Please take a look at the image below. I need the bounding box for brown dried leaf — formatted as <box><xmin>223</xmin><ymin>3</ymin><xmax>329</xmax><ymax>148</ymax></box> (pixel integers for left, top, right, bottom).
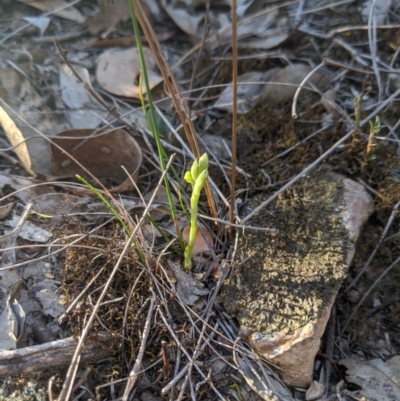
<box><xmin>258</xmin><ymin>64</ymin><xmax>328</xmax><ymax>105</ymax></box>
<box><xmin>96</xmin><ymin>47</ymin><xmax>163</xmax><ymax>98</ymax></box>
<box><xmin>50</xmin><ymin>128</ymin><xmax>142</xmax><ymax>194</ymax></box>
<box><xmin>168</xmin><ymin>261</ymin><xmax>209</xmax><ymax>306</ymax></box>
<box><xmin>182</xmin><ymin>225</ymin><xmax>214</xmax><ymax>256</ymax></box>
<box><xmin>85</xmin><ymin>0</ymin><xmax>131</xmax><ymax>37</ymax></box>
<box><xmin>0</xmin><ymin>202</ymin><xmax>14</xmax><ymax>220</ymax></box>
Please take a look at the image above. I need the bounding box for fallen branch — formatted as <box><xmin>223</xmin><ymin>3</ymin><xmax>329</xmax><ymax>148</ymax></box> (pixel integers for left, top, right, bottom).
<box><xmin>0</xmin><ymin>334</ymin><xmax>114</xmax><ymax>376</ymax></box>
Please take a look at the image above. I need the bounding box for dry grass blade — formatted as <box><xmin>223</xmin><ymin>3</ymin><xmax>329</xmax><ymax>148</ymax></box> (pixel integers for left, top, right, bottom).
<box><xmin>122</xmin><ymin>296</ymin><xmax>155</xmax><ymax>400</ymax></box>
<box><xmin>132</xmin><ymin>0</ymin><xmax>219</xmax><ymax>223</ymax></box>
<box><xmin>229</xmin><ymin>0</ymin><xmax>238</xmax><ymax>235</ymax></box>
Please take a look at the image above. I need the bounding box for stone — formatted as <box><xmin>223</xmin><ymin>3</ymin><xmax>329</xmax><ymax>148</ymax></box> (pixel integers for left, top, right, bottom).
<box><xmin>221</xmin><ymin>173</ymin><xmax>374</xmax><ymax>387</ymax></box>
<box><xmin>306</xmin><ymin>380</ymin><xmax>325</xmax><ymax>400</ymax></box>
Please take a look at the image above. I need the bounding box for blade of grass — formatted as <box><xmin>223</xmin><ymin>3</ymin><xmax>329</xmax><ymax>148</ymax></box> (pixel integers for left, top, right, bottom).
<box><xmin>76</xmin><ymin>174</ymin><xmax>146</xmax><ymax>264</ymax></box>
<box><xmin>130</xmin><ymin>0</ymin><xmax>219</xmax><ymax>227</ymax></box>
<box><xmin>128</xmin><ymin>0</ymin><xmax>185</xmax><ymax>252</ymax></box>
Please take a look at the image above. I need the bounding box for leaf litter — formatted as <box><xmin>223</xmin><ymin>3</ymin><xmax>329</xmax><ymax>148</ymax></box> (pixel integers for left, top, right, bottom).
<box><xmin>0</xmin><ymin>0</ymin><xmax>400</xmax><ymax>400</ymax></box>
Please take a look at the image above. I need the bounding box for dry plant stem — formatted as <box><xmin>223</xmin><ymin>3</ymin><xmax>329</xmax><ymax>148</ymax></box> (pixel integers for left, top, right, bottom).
<box><xmin>292</xmin><ymin>61</ymin><xmax>324</xmax><ymax>119</ymax></box>
<box><xmin>368</xmin><ymin>0</ymin><xmax>382</xmax><ymax>101</ymax></box>
<box><xmin>63</xmin><ymin>266</ymin><xmax>106</xmax><ymax>316</ymax></box>
<box><xmin>158</xmin><ymin>308</ymin><xmax>226</xmax><ymax>401</ymax></box>
<box><xmin>299</xmin><ymin>24</ymin><xmax>400</xmax><ymax>41</ymax></box>
<box><xmin>189</xmin><ymin>2</ymin><xmax>210</xmax><ymax>92</ymax></box>
<box><xmin>53</xmin><ymin>39</ymin><xmax>128</xmax><ymax>129</ymax></box>
<box><xmin>345</xmin><ymin>201</ymin><xmax>400</xmax><ymax>293</ymax></box>
<box><xmin>341</xmin><ymin>256</ymin><xmax>400</xmax><ymax>335</ymax></box>
<box><xmin>229</xmin><ymin>0</ymin><xmax>238</xmax><ymax>236</ymax></box>
<box><xmin>132</xmin><ymin>0</ymin><xmax>219</xmax><ymax>224</ymax></box>
<box><xmin>122</xmin><ymin>296</ymin><xmax>155</xmax><ymax>400</ymax></box>
<box><xmin>323</xmin><ymin>58</ymin><xmax>376</xmax><ymax>75</ymax></box>
<box><xmin>243</xmin><ymin>85</ymin><xmax>400</xmax><ymax>223</ymax></box>
<box><xmin>176</xmin><ymin>266</ymin><xmax>231</xmax><ymax>398</ymax></box>
<box><xmin>58</xmin><ymin>157</ymin><xmax>175</xmax><ymax>401</ymax></box>
<box><xmin>332</xmin><ymin>37</ymin><xmax>369</xmax><ymax>67</ymax></box>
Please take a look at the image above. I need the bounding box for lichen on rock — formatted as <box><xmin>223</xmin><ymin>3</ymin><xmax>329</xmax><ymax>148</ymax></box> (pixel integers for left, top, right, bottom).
<box><xmin>222</xmin><ymin>175</ymin><xmax>353</xmax><ymax>335</ymax></box>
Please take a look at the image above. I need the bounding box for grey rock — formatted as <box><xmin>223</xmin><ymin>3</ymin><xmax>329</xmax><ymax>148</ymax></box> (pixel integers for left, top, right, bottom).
<box><xmin>221</xmin><ymin>173</ymin><xmax>374</xmax><ymax>387</ymax></box>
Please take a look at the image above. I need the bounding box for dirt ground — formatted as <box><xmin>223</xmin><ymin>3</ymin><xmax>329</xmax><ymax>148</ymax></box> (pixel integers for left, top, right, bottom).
<box><xmin>0</xmin><ymin>0</ymin><xmax>400</xmax><ymax>400</ymax></box>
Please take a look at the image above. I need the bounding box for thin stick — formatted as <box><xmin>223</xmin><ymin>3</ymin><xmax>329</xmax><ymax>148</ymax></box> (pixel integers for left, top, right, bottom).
<box><xmin>292</xmin><ymin>61</ymin><xmax>324</xmax><ymax>119</ymax></box>
<box><xmin>122</xmin><ymin>296</ymin><xmax>155</xmax><ymax>400</ymax></box>
<box><xmin>229</xmin><ymin>0</ymin><xmax>238</xmax><ymax>235</ymax></box>
<box><xmin>368</xmin><ymin>0</ymin><xmax>382</xmax><ymax>101</ymax></box>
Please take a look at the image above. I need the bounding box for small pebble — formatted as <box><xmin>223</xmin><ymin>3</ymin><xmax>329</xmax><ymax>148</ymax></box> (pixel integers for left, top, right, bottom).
<box><xmin>306</xmin><ymin>380</ymin><xmax>324</xmax><ymax>401</ymax></box>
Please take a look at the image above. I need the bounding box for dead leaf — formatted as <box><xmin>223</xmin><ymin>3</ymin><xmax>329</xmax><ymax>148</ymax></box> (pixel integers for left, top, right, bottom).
<box><xmin>0</xmin><ymin>281</ymin><xmax>25</xmax><ymax>351</ymax></box>
<box><xmin>199</xmin><ymin>134</ymin><xmax>232</xmax><ymax>160</ymax></box>
<box><xmin>340</xmin><ymin>356</ymin><xmax>400</xmax><ymax>401</ymax></box>
<box><xmin>168</xmin><ymin>260</ymin><xmax>209</xmax><ymax>306</ymax></box>
<box><xmin>361</xmin><ymin>0</ymin><xmax>393</xmax><ymax>25</ymax></box>
<box><xmin>4</xmin><ymin>214</ymin><xmax>52</xmax><ymax>243</ymax></box>
<box><xmin>182</xmin><ymin>225</ymin><xmax>214</xmax><ymax>256</ymax></box>
<box><xmin>0</xmin><ymin>203</ymin><xmax>14</xmax><ymax>220</ymax></box>
<box><xmin>28</xmin><ymin>280</ymin><xmax>65</xmax><ymax>319</ymax></box>
<box><xmin>16</xmin><ymin>0</ymin><xmax>85</xmax><ymax>23</ymax></box>
<box><xmin>162</xmin><ymin>0</ymin><xmax>204</xmax><ymax>37</ymax></box>
<box><xmin>22</xmin><ymin>16</ymin><xmax>51</xmax><ymax>36</ymax></box>
<box><xmin>258</xmin><ymin>64</ymin><xmax>328</xmax><ymax>105</ymax></box>
<box><xmin>96</xmin><ymin>47</ymin><xmax>163</xmax><ymax>98</ymax></box>
<box><xmin>0</xmin><ymin>67</ymin><xmax>70</xmax><ymax>177</ymax></box>
<box><xmin>50</xmin><ymin>128</ymin><xmax>142</xmax><ymax>194</ymax></box>
<box><xmin>316</xmin><ymin>89</ymin><xmax>337</xmax><ymax>115</ymax></box>
<box><xmin>0</xmin><ymin>174</ymin><xmax>49</xmax><ymax>203</ymax></box>
<box><xmin>240</xmin><ymin>16</ymin><xmax>289</xmax><ymax>49</ymax></box>
<box><xmin>86</xmin><ymin>0</ymin><xmax>158</xmax><ymax>37</ymax></box>
<box><xmin>305</xmin><ymin>381</ymin><xmax>324</xmax><ymax>401</ymax></box>
<box><xmin>214</xmin><ymin>65</ymin><xmax>328</xmax><ymax>114</ymax></box>
<box><xmin>58</xmin><ymin>63</ymin><xmax>108</xmax><ymax>129</ymax></box>
<box><xmin>85</xmin><ymin>0</ymin><xmax>131</xmax><ymax>37</ymax></box>
<box><xmin>214</xmin><ymin>69</ymin><xmax>280</xmax><ymax>114</ymax></box>
<box><xmin>206</xmin><ymin>8</ymin><xmax>288</xmax><ymax>50</ymax></box>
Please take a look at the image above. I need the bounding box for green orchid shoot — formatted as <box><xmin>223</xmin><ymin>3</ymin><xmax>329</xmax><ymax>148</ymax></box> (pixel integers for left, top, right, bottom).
<box><xmin>184</xmin><ymin>153</ymin><xmax>209</xmax><ymax>270</ymax></box>
<box><xmin>366</xmin><ymin>116</ymin><xmax>384</xmax><ymax>156</ymax></box>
